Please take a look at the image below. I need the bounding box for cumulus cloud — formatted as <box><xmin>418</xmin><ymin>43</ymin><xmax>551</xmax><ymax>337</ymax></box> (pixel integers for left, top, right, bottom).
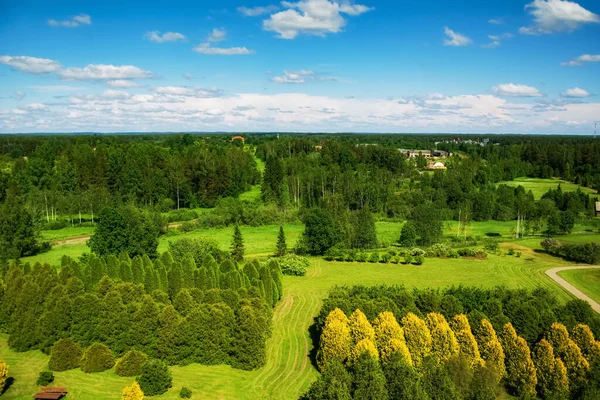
<box><xmin>207</xmin><ymin>28</ymin><xmax>227</xmax><ymax>42</ymax></box>
<box><xmin>106</xmin><ymin>80</ymin><xmax>138</xmax><ymax>88</ymax></box>
<box><xmin>193</xmin><ymin>44</ymin><xmax>254</xmax><ymax>55</ymax></box>
<box><xmin>144</xmin><ymin>31</ymin><xmax>187</xmax><ymax>43</ymax></box>
<box><xmin>59</xmin><ymin>64</ymin><xmax>153</xmax><ymax>80</ymax></box>
<box><xmin>263</xmin><ymin>0</ymin><xmax>372</xmax><ymax>39</ymax></box>
<box><xmin>0</xmin><ymin>55</ymin><xmax>62</xmax><ymax>74</ymax></box>
<box><xmin>238</xmin><ymin>5</ymin><xmax>280</xmax><ymax>16</ymax></box>
<box><xmin>154</xmin><ymin>86</ymin><xmax>223</xmax><ymax>97</ymax></box>
<box><xmin>562</xmin><ymin>87</ymin><xmax>590</xmax><ymax>97</ymax></box>
<box><xmin>47</xmin><ymin>14</ymin><xmax>91</xmax><ymax>28</ymax></box>
<box><xmin>482</xmin><ymin>33</ymin><xmax>513</xmax><ymax>48</ymax></box>
<box><xmin>272</xmin><ymin>69</ymin><xmax>337</xmax><ymax>84</ymax></box>
<box><xmin>443</xmin><ymin>27</ymin><xmax>472</xmax><ymax>46</ymax></box>
<box><xmin>561</xmin><ymin>54</ymin><xmax>600</xmax><ymax>66</ymax></box>
<box><xmin>488</xmin><ymin>18</ymin><xmax>503</xmax><ymax>24</ymax></box>
<box><xmin>493</xmin><ymin>83</ymin><xmax>542</xmax><ymax>97</ymax></box>
<box><xmin>101</xmin><ymin>90</ymin><xmax>132</xmax><ymax>99</ymax></box>
<box><xmin>519</xmin><ymin>0</ymin><xmax>600</xmax><ymax>35</ymax></box>
<box><xmin>27</xmin><ymin>103</ymin><xmax>47</xmax><ymax>110</ymax></box>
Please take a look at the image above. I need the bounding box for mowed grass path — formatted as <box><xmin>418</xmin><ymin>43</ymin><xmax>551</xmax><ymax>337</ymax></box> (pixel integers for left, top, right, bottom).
<box><xmin>557</xmin><ymin>268</ymin><xmax>600</xmax><ymax>305</ymax></box>
<box><xmin>3</xmin><ymin>245</ymin><xmax>577</xmax><ymax>399</ymax></box>
<box><xmin>497</xmin><ymin>177</ymin><xmax>597</xmax><ymax>199</ymax></box>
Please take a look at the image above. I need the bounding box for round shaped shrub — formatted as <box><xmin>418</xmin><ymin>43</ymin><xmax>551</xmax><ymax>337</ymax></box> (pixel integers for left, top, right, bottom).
<box><xmin>413</xmin><ymin>255</ymin><xmax>425</xmax><ymax>265</ymax></box>
<box><xmin>404</xmin><ymin>254</ymin><xmax>413</xmax><ymax>264</ymax></box>
<box><xmin>36</xmin><ymin>371</ymin><xmax>54</xmax><ymax>386</ymax></box>
<box><xmin>137</xmin><ymin>359</ymin><xmax>172</xmax><ymax>396</ymax></box>
<box><xmin>278</xmin><ymin>254</ymin><xmax>309</xmax><ymax>276</ymax></box>
<box><xmin>49</xmin><ymin>338</ymin><xmax>82</xmax><ymax>372</ymax></box>
<box><xmin>368</xmin><ymin>252</ymin><xmax>379</xmax><ymax>263</ymax></box>
<box><xmin>115</xmin><ymin>350</ymin><xmax>148</xmax><ymax>377</ymax></box>
<box><xmin>81</xmin><ymin>343</ymin><xmax>115</xmax><ymax>373</ymax></box>
<box><xmin>180</xmin><ymin>387</ymin><xmax>192</xmax><ymax>398</ymax></box>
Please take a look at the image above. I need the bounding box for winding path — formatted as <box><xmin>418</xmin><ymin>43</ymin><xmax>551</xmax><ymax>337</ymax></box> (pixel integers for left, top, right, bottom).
<box><xmin>545</xmin><ymin>266</ymin><xmax>600</xmax><ymax>314</ymax></box>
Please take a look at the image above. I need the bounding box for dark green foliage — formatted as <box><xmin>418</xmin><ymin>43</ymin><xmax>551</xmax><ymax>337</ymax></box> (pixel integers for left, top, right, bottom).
<box><xmin>231</xmin><ymin>226</ymin><xmax>245</xmax><ymax>262</ymax></box>
<box><xmin>382</xmin><ymin>351</ymin><xmax>428</xmax><ymax>400</ymax></box>
<box><xmin>262</xmin><ymin>155</ymin><xmax>284</xmax><ymax>204</ymax></box>
<box><xmin>0</xmin><ymin>193</ymin><xmax>40</xmax><ymax>260</ymax></box>
<box><xmin>299</xmin><ymin>208</ymin><xmax>339</xmax><ymax>255</ymax></box>
<box><xmin>179</xmin><ymin>387</ymin><xmax>192</xmax><ymax>398</ymax></box>
<box><xmin>276</xmin><ymin>226</ymin><xmax>287</xmax><ymax>257</ymax></box>
<box><xmin>137</xmin><ymin>359</ymin><xmax>172</xmax><ymax>396</ymax></box>
<box><xmin>421</xmin><ymin>357</ymin><xmax>460</xmax><ymax>400</ymax></box>
<box><xmin>115</xmin><ymin>350</ymin><xmax>148</xmax><ymax>377</ymax></box>
<box><xmin>302</xmin><ymin>358</ymin><xmax>352</xmax><ymax>400</ymax></box>
<box><xmin>36</xmin><ymin>371</ymin><xmax>54</xmax><ymax>386</ymax></box>
<box><xmin>81</xmin><ymin>342</ymin><xmax>115</xmax><ymax>373</ymax></box>
<box><xmin>399</xmin><ymin>222</ymin><xmax>417</xmax><ymax>248</ymax></box>
<box><xmin>352</xmin><ymin>208</ymin><xmax>378</xmax><ymax>249</ymax></box>
<box><xmin>408</xmin><ymin>203</ymin><xmax>443</xmax><ymax>246</ymax></box>
<box><xmin>49</xmin><ymin>338</ymin><xmax>82</xmax><ymax>372</ymax></box>
<box><xmin>351</xmin><ymin>352</ymin><xmax>388</xmax><ymax>400</ymax></box>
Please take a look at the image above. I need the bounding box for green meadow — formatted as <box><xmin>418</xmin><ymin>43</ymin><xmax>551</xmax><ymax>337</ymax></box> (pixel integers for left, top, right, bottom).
<box><xmin>497</xmin><ymin>177</ymin><xmax>597</xmax><ymax>199</ymax></box>
<box><xmin>558</xmin><ymin>268</ymin><xmax>600</xmax><ymax>305</ymax></box>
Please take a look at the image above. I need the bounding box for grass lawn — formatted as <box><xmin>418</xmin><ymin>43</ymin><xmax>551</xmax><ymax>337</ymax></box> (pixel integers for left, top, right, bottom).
<box><xmin>239</xmin><ymin>185</ymin><xmax>261</xmax><ymax>202</ymax></box>
<box><xmin>557</xmin><ymin>268</ymin><xmax>600</xmax><ymax>305</ymax></box>
<box><xmin>497</xmin><ymin>177</ymin><xmax>597</xmax><ymax>199</ymax></box>
<box><xmin>40</xmin><ymin>226</ymin><xmax>95</xmax><ymax>242</ymax></box>
<box><xmin>5</xmin><ymin>234</ymin><xmax>578</xmax><ymax>399</ymax></box>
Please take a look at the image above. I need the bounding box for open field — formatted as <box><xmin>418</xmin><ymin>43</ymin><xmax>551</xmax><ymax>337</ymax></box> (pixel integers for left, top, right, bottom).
<box><xmin>497</xmin><ymin>177</ymin><xmax>597</xmax><ymax>199</ymax></box>
<box><xmin>4</xmin><ymin>240</ymin><xmax>579</xmax><ymax>399</ymax></box>
<box><xmin>40</xmin><ymin>226</ymin><xmax>96</xmax><ymax>241</ymax></box>
<box><xmin>557</xmin><ymin>267</ymin><xmax>600</xmax><ymax>305</ymax></box>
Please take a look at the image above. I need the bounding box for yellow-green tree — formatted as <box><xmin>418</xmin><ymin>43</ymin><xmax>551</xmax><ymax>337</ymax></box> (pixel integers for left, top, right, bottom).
<box><xmin>450</xmin><ymin>314</ymin><xmax>483</xmax><ymax>368</ymax></box>
<box><xmin>349</xmin><ymin>338</ymin><xmax>379</xmax><ymax>364</ymax></box>
<box><xmin>475</xmin><ymin>319</ymin><xmax>505</xmax><ymax>380</ymax></box>
<box><xmin>401</xmin><ymin>312</ymin><xmax>432</xmax><ymax>368</ymax></box>
<box><xmin>317</xmin><ymin>308</ymin><xmax>352</xmax><ymax>370</ymax></box>
<box><xmin>372</xmin><ymin>311</ymin><xmax>411</xmax><ymax>364</ymax></box>
<box><xmin>547</xmin><ymin>322</ymin><xmax>570</xmax><ymax>354</ymax></box>
<box><xmin>425</xmin><ymin>312</ymin><xmax>459</xmax><ymax>363</ymax></box>
<box><xmin>122</xmin><ymin>381</ymin><xmax>144</xmax><ymax>400</ymax></box>
<box><xmin>0</xmin><ymin>359</ymin><xmax>7</xmax><ymax>392</ymax></box>
<box><xmin>533</xmin><ymin>339</ymin><xmax>569</xmax><ymax>399</ymax></box>
<box><xmin>348</xmin><ymin>309</ymin><xmax>375</xmax><ymax>346</ymax></box>
<box><xmin>499</xmin><ymin>323</ymin><xmax>537</xmax><ymax>398</ymax></box>
<box><xmin>548</xmin><ymin>323</ymin><xmax>590</xmax><ymax>391</ymax></box>
<box><xmin>571</xmin><ymin>324</ymin><xmax>600</xmax><ymax>366</ymax></box>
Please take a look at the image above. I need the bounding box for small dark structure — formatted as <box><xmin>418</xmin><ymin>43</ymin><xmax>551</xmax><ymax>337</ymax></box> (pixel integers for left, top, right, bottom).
<box><xmin>33</xmin><ymin>387</ymin><xmax>67</xmax><ymax>399</ymax></box>
<box><xmin>596</xmin><ymin>201</ymin><xmax>600</xmax><ymax>217</ymax></box>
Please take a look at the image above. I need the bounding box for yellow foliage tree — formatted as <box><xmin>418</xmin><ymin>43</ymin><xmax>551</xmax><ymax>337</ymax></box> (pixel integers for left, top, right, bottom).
<box><xmin>0</xmin><ymin>359</ymin><xmax>7</xmax><ymax>392</ymax></box>
<box><xmin>425</xmin><ymin>312</ymin><xmax>459</xmax><ymax>363</ymax></box>
<box><xmin>372</xmin><ymin>311</ymin><xmax>411</xmax><ymax>364</ymax></box>
<box><xmin>385</xmin><ymin>338</ymin><xmax>412</xmax><ymax>366</ymax></box>
<box><xmin>348</xmin><ymin>309</ymin><xmax>375</xmax><ymax>346</ymax></box>
<box><xmin>571</xmin><ymin>324</ymin><xmax>600</xmax><ymax>366</ymax></box>
<box><xmin>348</xmin><ymin>338</ymin><xmax>379</xmax><ymax>364</ymax></box>
<box><xmin>401</xmin><ymin>312</ymin><xmax>432</xmax><ymax>368</ymax></box>
<box><xmin>547</xmin><ymin>322</ymin><xmax>570</xmax><ymax>355</ymax></box>
<box><xmin>450</xmin><ymin>314</ymin><xmax>483</xmax><ymax>368</ymax></box>
<box><xmin>547</xmin><ymin>322</ymin><xmax>590</xmax><ymax>390</ymax></box>
<box><xmin>533</xmin><ymin>339</ymin><xmax>569</xmax><ymax>399</ymax></box>
<box><xmin>499</xmin><ymin>323</ymin><xmax>537</xmax><ymax>398</ymax></box>
<box><xmin>475</xmin><ymin>319</ymin><xmax>505</xmax><ymax>380</ymax></box>
<box><xmin>122</xmin><ymin>381</ymin><xmax>144</xmax><ymax>400</ymax></box>
<box><xmin>317</xmin><ymin>308</ymin><xmax>352</xmax><ymax>370</ymax></box>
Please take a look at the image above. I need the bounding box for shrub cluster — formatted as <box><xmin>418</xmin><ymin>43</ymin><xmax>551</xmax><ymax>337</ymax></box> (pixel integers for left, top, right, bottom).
<box><xmin>542</xmin><ymin>238</ymin><xmax>600</xmax><ymax>265</ymax></box>
<box><xmin>166</xmin><ymin>208</ymin><xmax>198</xmax><ymax>223</ymax></box>
<box><xmin>115</xmin><ymin>350</ymin><xmax>148</xmax><ymax>377</ymax></box>
<box><xmin>278</xmin><ymin>254</ymin><xmax>309</xmax><ymax>276</ymax></box>
<box><xmin>36</xmin><ymin>371</ymin><xmax>54</xmax><ymax>386</ymax></box>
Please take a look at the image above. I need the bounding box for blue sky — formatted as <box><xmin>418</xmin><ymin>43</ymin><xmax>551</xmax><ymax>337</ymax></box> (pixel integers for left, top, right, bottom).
<box><xmin>0</xmin><ymin>0</ymin><xmax>599</xmax><ymax>133</ymax></box>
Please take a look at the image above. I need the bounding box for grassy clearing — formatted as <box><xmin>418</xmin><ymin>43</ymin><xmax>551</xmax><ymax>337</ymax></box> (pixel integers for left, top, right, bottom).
<box><xmin>239</xmin><ymin>185</ymin><xmax>262</xmax><ymax>202</ymax></box>
<box><xmin>557</xmin><ymin>268</ymin><xmax>600</xmax><ymax>305</ymax></box>
<box><xmin>40</xmin><ymin>226</ymin><xmax>95</xmax><ymax>241</ymax></box>
<box><xmin>497</xmin><ymin>177</ymin><xmax>597</xmax><ymax>199</ymax></box>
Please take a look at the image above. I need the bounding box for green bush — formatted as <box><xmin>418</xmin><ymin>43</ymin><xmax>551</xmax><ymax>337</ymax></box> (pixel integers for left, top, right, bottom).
<box><xmin>507</xmin><ymin>248</ymin><xmax>515</xmax><ymax>256</ymax></box>
<box><xmin>137</xmin><ymin>359</ymin><xmax>172</xmax><ymax>396</ymax></box>
<box><xmin>345</xmin><ymin>250</ymin><xmax>356</xmax><ymax>262</ymax></box>
<box><xmin>411</xmin><ymin>248</ymin><xmax>426</xmax><ymax>257</ymax></box>
<box><xmin>356</xmin><ymin>252</ymin><xmax>367</xmax><ymax>262</ymax></box>
<box><xmin>178</xmin><ymin>221</ymin><xmax>197</xmax><ymax>233</ymax></box>
<box><xmin>380</xmin><ymin>253</ymin><xmax>391</xmax><ymax>263</ymax></box>
<box><xmin>49</xmin><ymin>338</ymin><xmax>82</xmax><ymax>372</ymax></box>
<box><xmin>36</xmin><ymin>371</ymin><xmax>54</xmax><ymax>386</ymax></box>
<box><xmin>391</xmin><ymin>255</ymin><xmax>400</xmax><ymax>264</ymax></box>
<box><xmin>404</xmin><ymin>254</ymin><xmax>413</xmax><ymax>264</ymax></box>
<box><xmin>413</xmin><ymin>255</ymin><xmax>425</xmax><ymax>265</ymax></box>
<box><xmin>180</xmin><ymin>387</ymin><xmax>192</xmax><ymax>398</ymax></box>
<box><xmin>166</xmin><ymin>208</ymin><xmax>199</xmax><ymax>223</ymax></box>
<box><xmin>335</xmin><ymin>251</ymin><xmax>346</xmax><ymax>262</ymax></box>
<box><xmin>278</xmin><ymin>254</ymin><xmax>310</xmax><ymax>276</ymax></box>
<box><xmin>115</xmin><ymin>350</ymin><xmax>148</xmax><ymax>377</ymax></box>
<box><xmin>429</xmin><ymin>243</ymin><xmax>451</xmax><ymax>257</ymax></box>
<box><xmin>324</xmin><ymin>247</ymin><xmax>340</xmax><ymax>261</ymax></box>
<box><xmin>447</xmin><ymin>250</ymin><xmax>460</xmax><ymax>258</ymax></box>
<box><xmin>368</xmin><ymin>252</ymin><xmax>379</xmax><ymax>263</ymax></box>
<box><xmin>81</xmin><ymin>343</ymin><xmax>115</xmax><ymax>373</ymax></box>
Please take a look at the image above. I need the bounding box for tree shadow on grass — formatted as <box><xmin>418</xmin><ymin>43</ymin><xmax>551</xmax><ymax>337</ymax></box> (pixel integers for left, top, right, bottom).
<box><xmin>1</xmin><ymin>377</ymin><xmax>15</xmax><ymax>395</ymax></box>
<box><xmin>308</xmin><ymin>319</ymin><xmax>320</xmax><ymax>369</ymax></box>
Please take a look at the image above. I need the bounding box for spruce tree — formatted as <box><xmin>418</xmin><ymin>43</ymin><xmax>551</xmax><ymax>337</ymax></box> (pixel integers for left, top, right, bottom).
<box><xmin>352</xmin><ymin>208</ymin><xmax>378</xmax><ymax>249</ymax></box>
<box><xmin>304</xmin><ymin>358</ymin><xmax>352</xmax><ymax>400</ymax></box>
<box><xmin>276</xmin><ymin>226</ymin><xmax>287</xmax><ymax>257</ymax></box>
<box><xmin>231</xmin><ymin>226</ymin><xmax>245</xmax><ymax>262</ymax></box>
<box><xmin>382</xmin><ymin>351</ymin><xmax>426</xmax><ymax>399</ymax></box>
<box><xmin>137</xmin><ymin>359</ymin><xmax>172</xmax><ymax>396</ymax></box>
<box><xmin>399</xmin><ymin>222</ymin><xmax>417</xmax><ymax>248</ymax></box>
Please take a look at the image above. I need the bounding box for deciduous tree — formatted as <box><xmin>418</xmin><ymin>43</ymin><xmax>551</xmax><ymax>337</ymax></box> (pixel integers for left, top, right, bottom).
<box><xmin>450</xmin><ymin>314</ymin><xmax>483</xmax><ymax>368</ymax></box>
<box><xmin>475</xmin><ymin>319</ymin><xmax>505</xmax><ymax>380</ymax></box>
<box><xmin>318</xmin><ymin>308</ymin><xmax>351</xmax><ymax>370</ymax></box>
<box><xmin>499</xmin><ymin>323</ymin><xmax>537</xmax><ymax>398</ymax></box>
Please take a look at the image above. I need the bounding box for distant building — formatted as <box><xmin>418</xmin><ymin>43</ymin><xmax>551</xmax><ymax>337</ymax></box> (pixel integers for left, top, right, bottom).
<box><xmin>399</xmin><ymin>149</ymin><xmax>449</xmax><ymax>159</ymax></box>
<box><xmin>596</xmin><ymin>201</ymin><xmax>600</xmax><ymax>217</ymax></box>
<box><xmin>426</xmin><ymin>161</ymin><xmax>447</xmax><ymax>170</ymax></box>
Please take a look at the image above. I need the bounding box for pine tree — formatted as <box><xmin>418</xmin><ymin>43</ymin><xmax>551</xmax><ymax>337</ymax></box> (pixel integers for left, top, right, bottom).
<box><xmin>401</xmin><ymin>312</ymin><xmax>432</xmax><ymax>368</ymax></box>
<box><xmin>450</xmin><ymin>314</ymin><xmax>483</xmax><ymax>368</ymax></box>
<box><xmin>0</xmin><ymin>359</ymin><xmax>7</xmax><ymax>392</ymax></box>
<box><xmin>533</xmin><ymin>339</ymin><xmax>569</xmax><ymax>399</ymax></box>
<box><xmin>231</xmin><ymin>226</ymin><xmax>245</xmax><ymax>262</ymax></box>
<box><xmin>571</xmin><ymin>324</ymin><xmax>600</xmax><ymax>367</ymax></box>
<box><xmin>348</xmin><ymin>309</ymin><xmax>375</xmax><ymax>346</ymax></box>
<box><xmin>426</xmin><ymin>312</ymin><xmax>459</xmax><ymax>364</ymax></box>
<box><xmin>318</xmin><ymin>308</ymin><xmax>352</xmax><ymax>370</ymax></box>
<box><xmin>136</xmin><ymin>359</ymin><xmax>172</xmax><ymax>396</ymax></box>
<box><xmin>122</xmin><ymin>381</ymin><xmax>144</xmax><ymax>400</ymax></box>
<box><xmin>276</xmin><ymin>226</ymin><xmax>287</xmax><ymax>257</ymax></box>
<box><xmin>372</xmin><ymin>311</ymin><xmax>412</xmax><ymax>365</ymax></box>
<box><xmin>351</xmin><ymin>352</ymin><xmax>389</xmax><ymax>400</ymax></box>
<box><xmin>475</xmin><ymin>319</ymin><xmax>505</xmax><ymax>380</ymax></box>
<box><xmin>499</xmin><ymin>323</ymin><xmax>537</xmax><ymax>398</ymax></box>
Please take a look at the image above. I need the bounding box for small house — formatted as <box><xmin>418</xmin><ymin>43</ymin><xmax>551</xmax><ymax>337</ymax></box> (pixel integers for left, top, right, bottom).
<box><xmin>596</xmin><ymin>202</ymin><xmax>600</xmax><ymax>217</ymax></box>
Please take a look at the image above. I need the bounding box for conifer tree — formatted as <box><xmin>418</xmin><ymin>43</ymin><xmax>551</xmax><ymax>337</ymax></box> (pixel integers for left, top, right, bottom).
<box><xmin>548</xmin><ymin>322</ymin><xmax>590</xmax><ymax>391</ymax></box>
<box><xmin>352</xmin><ymin>208</ymin><xmax>378</xmax><ymax>249</ymax></box>
<box><xmin>276</xmin><ymin>225</ymin><xmax>287</xmax><ymax>257</ymax></box>
<box><xmin>122</xmin><ymin>381</ymin><xmax>144</xmax><ymax>400</ymax></box>
<box><xmin>373</xmin><ymin>311</ymin><xmax>412</xmax><ymax>364</ymax></box>
<box><xmin>304</xmin><ymin>358</ymin><xmax>352</xmax><ymax>400</ymax></box>
<box><xmin>348</xmin><ymin>309</ymin><xmax>375</xmax><ymax>346</ymax></box>
<box><xmin>426</xmin><ymin>312</ymin><xmax>459</xmax><ymax>364</ymax></box>
<box><xmin>401</xmin><ymin>312</ymin><xmax>432</xmax><ymax>368</ymax></box>
<box><xmin>0</xmin><ymin>359</ymin><xmax>7</xmax><ymax>392</ymax></box>
<box><xmin>318</xmin><ymin>308</ymin><xmax>352</xmax><ymax>370</ymax></box>
<box><xmin>382</xmin><ymin>351</ymin><xmax>426</xmax><ymax>399</ymax></box>
<box><xmin>499</xmin><ymin>323</ymin><xmax>537</xmax><ymax>398</ymax></box>
<box><xmin>131</xmin><ymin>256</ymin><xmax>144</xmax><ymax>284</ymax></box>
<box><xmin>571</xmin><ymin>324</ymin><xmax>600</xmax><ymax>367</ymax></box>
<box><xmin>349</xmin><ymin>339</ymin><xmax>379</xmax><ymax>364</ymax></box>
<box><xmin>533</xmin><ymin>339</ymin><xmax>569</xmax><ymax>399</ymax></box>
<box><xmin>450</xmin><ymin>314</ymin><xmax>483</xmax><ymax>368</ymax></box>
<box><xmin>351</xmin><ymin>352</ymin><xmax>389</xmax><ymax>400</ymax></box>
<box><xmin>231</xmin><ymin>226</ymin><xmax>245</xmax><ymax>262</ymax></box>
<box><xmin>269</xmin><ymin>260</ymin><xmax>283</xmax><ymax>304</ymax></box>
<box><xmin>399</xmin><ymin>222</ymin><xmax>417</xmax><ymax>248</ymax></box>
<box><xmin>49</xmin><ymin>338</ymin><xmax>82</xmax><ymax>371</ymax></box>
<box><xmin>475</xmin><ymin>319</ymin><xmax>505</xmax><ymax>380</ymax></box>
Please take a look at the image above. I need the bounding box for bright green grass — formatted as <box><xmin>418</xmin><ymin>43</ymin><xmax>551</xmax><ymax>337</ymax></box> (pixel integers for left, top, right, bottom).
<box><xmin>557</xmin><ymin>268</ymin><xmax>600</xmax><ymax>305</ymax></box>
<box><xmin>0</xmin><ymin>251</ymin><xmax>574</xmax><ymax>400</ymax></box>
<box><xmin>239</xmin><ymin>185</ymin><xmax>262</xmax><ymax>202</ymax></box>
<box><xmin>497</xmin><ymin>177</ymin><xmax>597</xmax><ymax>199</ymax></box>
<box><xmin>40</xmin><ymin>226</ymin><xmax>95</xmax><ymax>241</ymax></box>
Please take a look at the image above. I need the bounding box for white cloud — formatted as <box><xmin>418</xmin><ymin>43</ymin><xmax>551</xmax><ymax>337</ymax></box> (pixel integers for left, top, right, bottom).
<box><xmin>27</xmin><ymin>103</ymin><xmax>46</xmax><ymax>110</ymax></box>
<box><xmin>493</xmin><ymin>83</ymin><xmax>542</xmax><ymax>97</ymax></box>
<box><xmin>563</xmin><ymin>87</ymin><xmax>590</xmax><ymax>97</ymax></box>
<box><xmin>101</xmin><ymin>90</ymin><xmax>132</xmax><ymax>99</ymax></box>
<box><xmin>47</xmin><ymin>14</ymin><xmax>92</xmax><ymax>28</ymax></box>
<box><xmin>263</xmin><ymin>0</ymin><xmax>372</xmax><ymax>39</ymax></box>
<box><xmin>0</xmin><ymin>55</ymin><xmax>62</xmax><ymax>74</ymax></box>
<box><xmin>183</xmin><ymin>73</ymin><xmax>193</xmax><ymax>80</ymax></box>
<box><xmin>154</xmin><ymin>86</ymin><xmax>222</xmax><ymax>97</ymax></box>
<box><xmin>272</xmin><ymin>69</ymin><xmax>337</xmax><ymax>83</ymax></box>
<box><xmin>207</xmin><ymin>28</ymin><xmax>227</xmax><ymax>42</ymax></box>
<box><xmin>144</xmin><ymin>31</ymin><xmax>187</xmax><ymax>43</ymax></box>
<box><xmin>59</xmin><ymin>64</ymin><xmax>153</xmax><ymax>80</ymax></box>
<box><xmin>443</xmin><ymin>27</ymin><xmax>472</xmax><ymax>46</ymax></box>
<box><xmin>488</xmin><ymin>18</ymin><xmax>503</xmax><ymax>24</ymax></box>
<box><xmin>106</xmin><ymin>79</ymin><xmax>138</xmax><ymax>88</ymax></box>
<box><xmin>520</xmin><ymin>0</ymin><xmax>600</xmax><ymax>34</ymax></box>
<box><xmin>561</xmin><ymin>54</ymin><xmax>600</xmax><ymax>66</ymax></box>
<box><xmin>483</xmin><ymin>33</ymin><xmax>513</xmax><ymax>47</ymax></box>
<box><xmin>193</xmin><ymin>43</ymin><xmax>254</xmax><ymax>55</ymax></box>
<box><xmin>13</xmin><ymin>91</ymin><xmax>26</xmax><ymax>101</ymax></box>
<box><xmin>238</xmin><ymin>5</ymin><xmax>280</xmax><ymax>16</ymax></box>
<box><xmin>29</xmin><ymin>85</ymin><xmax>84</xmax><ymax>92</ymax></box>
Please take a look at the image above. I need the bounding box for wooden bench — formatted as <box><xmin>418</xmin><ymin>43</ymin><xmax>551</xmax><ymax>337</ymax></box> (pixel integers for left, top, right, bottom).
<box><xmin>33</xmin><ymin>387</ymin><xmax>67</xmax><ymax>399</ymax></box>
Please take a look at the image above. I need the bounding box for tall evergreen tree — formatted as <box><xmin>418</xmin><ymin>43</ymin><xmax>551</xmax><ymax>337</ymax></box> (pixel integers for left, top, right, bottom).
<box><xmin>261</xmin><ymin>155</ymin><xmax>283</xmax><ymax>203</ymax></box>
<box><xmin>351</xmin><ymin>352</ymin><xmax>389</xmax><ymax>400</ymax></box>
<box><xmin>399</xmin><ymin>222</ymin><xmax>417</xmax><ymax>248</ymax></box>
<box><xmin>352</xmin><ymin>208</ymin><xmax>378</xmax><ymax>249</ymax></box>
<box><xmin>231</xmin><ymin>226</ymin><xmax>245</xmax><ymax>262</ymax></box>
<box><xmin>276</xmin><ymin>226</ymin><xmax>287</xmax><ymax>257</ymax></box>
